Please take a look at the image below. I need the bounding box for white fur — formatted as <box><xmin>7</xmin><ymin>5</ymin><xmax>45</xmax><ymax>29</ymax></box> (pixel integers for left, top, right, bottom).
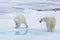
<box><xmin>40</xmin><ymin>16</ymin><xmax>56</xmax><ymax>32</ymax></box>
<box><xmin>14</xmin><ymin>14</ymin><xmax>28</xmax><ymax>28</ymax></box>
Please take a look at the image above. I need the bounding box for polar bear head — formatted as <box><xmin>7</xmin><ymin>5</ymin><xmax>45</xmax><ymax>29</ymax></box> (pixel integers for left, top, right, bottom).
<box><xmin>40</xmin><ymin>17</ymin><xmax>48</xmax><ymax>23</ymax></box>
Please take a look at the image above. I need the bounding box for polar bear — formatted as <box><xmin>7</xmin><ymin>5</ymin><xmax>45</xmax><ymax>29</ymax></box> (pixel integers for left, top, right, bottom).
<box><xmin>40</xmin><ymin>16</ymin><xmax>56</xmax><ymax>32</ymax></box>
<box><xmin>14</xmin><ymin>14</ymin><xmax>28</xmax><ymax>28</ymax></box>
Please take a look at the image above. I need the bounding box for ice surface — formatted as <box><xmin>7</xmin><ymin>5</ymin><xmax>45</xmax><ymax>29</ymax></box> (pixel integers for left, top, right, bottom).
<box><xmin>0</xmin><ymin>0</ymin><xmax>60</xmax><ymax>40</ymax></box>
<box><xmin>0</xmin><ymin>8</ymin><xmax>60</xmax><ymax>40</ymax></box>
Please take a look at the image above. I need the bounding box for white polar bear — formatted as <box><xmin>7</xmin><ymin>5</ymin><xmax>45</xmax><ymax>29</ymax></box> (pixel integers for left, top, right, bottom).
<box><xmin>14</xmin><ymin>14</ymin><xmax>28</xmax><ymax>28</ymax></box>
<box><xmin>40</xmin><ymin>16</ymin><xmax>56</xmax><ymax>32</ymax></box>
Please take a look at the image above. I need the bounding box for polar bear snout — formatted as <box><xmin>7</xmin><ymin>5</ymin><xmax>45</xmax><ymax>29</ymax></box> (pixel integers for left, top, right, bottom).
<box><xmin>40</xmin><ymin>20</ymin><xmax>42</xmax><ymax>23</ymax></box>
<box><xmin>39</xmin><ymin>19</ymin><xmax>43</xmax><ymax>23</ymax></box>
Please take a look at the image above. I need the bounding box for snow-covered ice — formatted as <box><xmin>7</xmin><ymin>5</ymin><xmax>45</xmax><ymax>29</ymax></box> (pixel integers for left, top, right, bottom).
<box><xmin>0</xmin><ymin>0</ymin><xmax>60</xmax><ymax>40</ymax></box>
<box><xmin>0</xmin><ymin>8</ymin><xmax>60</xmax><ymax>40</ymax></box>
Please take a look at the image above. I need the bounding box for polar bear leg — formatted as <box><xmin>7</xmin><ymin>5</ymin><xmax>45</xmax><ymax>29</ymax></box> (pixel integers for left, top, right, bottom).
<box><xmin>24</xmin><ymin>21</ymin><xmax>28</xmax><ymax>28</ymax></box>
<box><xmin>47</xmin><ymin>27</ymin><xmax>51</xmax><ymax>32</ymax></box>
<box><xmin>46</xmin><ymin>23</ymin><xmax>51</xmax><ymax>32</ymax></box>
<box><xmin>48</xmin><ymin>23</ymin><xmax>55</xmax><ymax>32</ymax></box>
<box><xmin>15</xmin><ymin>22</ymin><xmax>21</xmax><ymax>28</ymax></box>
<box><xmin>50</xmin><ymin>23</ymin><xmax>55</xmax><ymax>32</ymax></box>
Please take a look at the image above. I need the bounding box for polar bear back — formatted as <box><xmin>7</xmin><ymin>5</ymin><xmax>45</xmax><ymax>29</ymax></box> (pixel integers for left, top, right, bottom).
<box><xmin>44</xmin><ymin>16</ymin><xmax>56</xmax><ymax>25</ymax></box>
<box><xmin>14</xmin><ymin>14</ymin><xmax>25</xmax><ymax>23</ymax></box>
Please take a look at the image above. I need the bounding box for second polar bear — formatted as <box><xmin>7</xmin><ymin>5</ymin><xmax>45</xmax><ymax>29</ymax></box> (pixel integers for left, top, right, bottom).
<box><xmin>14</xmin><ymin>14</ymin><xmax>28</xmax><ymax>28</ymax></box>
<box><xmin>40</xmin><ymin>16</ymin><xmax>56</xmax><ymax>32</ymax></box>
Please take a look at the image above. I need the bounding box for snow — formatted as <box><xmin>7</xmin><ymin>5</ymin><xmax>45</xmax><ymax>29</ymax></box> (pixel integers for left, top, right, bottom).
<box><xmin>0</xmin><ymin>0</ymin><xmax>60</xmax><ymax>40</ymax></box>
<box><xmin>0</xmin><ymin>8</ymin><xmax>60</xmax><ymax>40</ymax></box>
